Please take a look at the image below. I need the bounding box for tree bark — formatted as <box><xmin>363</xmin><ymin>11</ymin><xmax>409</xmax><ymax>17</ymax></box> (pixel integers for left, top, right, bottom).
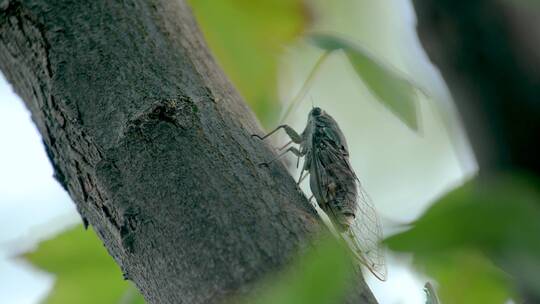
<box><xmin>0</xmin><ymin>1</ymin><xmax>376</xmax><ymax>303</ymax></box>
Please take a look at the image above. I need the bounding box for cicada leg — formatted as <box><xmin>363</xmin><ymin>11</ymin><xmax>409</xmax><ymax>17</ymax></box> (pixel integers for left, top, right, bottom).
<box><xmin>296</xmin><ymin>169</ymin><xmax>309</xmax><ymax>185</ymax></box>
<box><xmin>252</xmin><ymin>124</ymin><xmax>302</xmax><ymax>143</ymax></box>
<box><xmin>278</xmin><ymin>140</ymin><xmax>293</xmax><ymax>151</ymax></box>
<box><xmin>259</xmin><ymin>147</ymin><xmax>304</xmax><ymax>167</ymax></box>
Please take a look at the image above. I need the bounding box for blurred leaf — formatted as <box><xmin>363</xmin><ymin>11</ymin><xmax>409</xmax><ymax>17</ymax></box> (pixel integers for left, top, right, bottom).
<box><xmin>239</xmin><ymin>233</ymin><xmax>355</xmax><ymax>304</ymax></box>
<box><xmin>309</xmin><ymin>33</ymin><xmax>421</xmax><ymax>130</ymax></box>
<box><xmin>386</xmin><ymin>174</ymin><xmax>540</xmax><ymax>255</ymax></box>
<box><xmin>25</xmin><ymin>225</ymin><xmax>145</xmax><ymax>304</ymax></box>
<box><xmin>423</xmin><ymin>250</ymin><xmax>514</xmax><ymax>304</ymax></box>
<box><xmin>187</xmin><ymin>0</ymin><xmax>309</xmax><ymax>126</ymax></box>
<box><xmin>387</xmin><ymin>173</ymin><xmax>540</xmax><ymax>302</ymax></box>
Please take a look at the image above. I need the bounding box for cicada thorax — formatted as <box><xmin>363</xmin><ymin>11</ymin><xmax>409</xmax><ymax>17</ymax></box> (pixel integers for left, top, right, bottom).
<box><xmin>309</xmin><ymin>123</ymin><xmax>359</xmax><ymax>232</ymax></box>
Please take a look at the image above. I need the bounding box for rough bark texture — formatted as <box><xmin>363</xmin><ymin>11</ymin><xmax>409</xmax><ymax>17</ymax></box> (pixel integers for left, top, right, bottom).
<box><xmin>0</xmin><ymin>0</ymin><xmax>377</xmax><ymax>303</ymax></box>
<box><xmin>412</xmin><ymin>0</ymin><xmax>540</xmax><ymax>175</ymax></box>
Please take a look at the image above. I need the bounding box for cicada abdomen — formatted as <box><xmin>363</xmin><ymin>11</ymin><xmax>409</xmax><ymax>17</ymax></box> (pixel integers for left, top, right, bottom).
<box><xmin>308</xmin><ymin>119</ymin><xmax>387</xmax><ymax>280</ymax></box>
<box><xmin>309</xmin><ymin>141</ymin><xmax>357</xmax><ymax>232</ymax></box>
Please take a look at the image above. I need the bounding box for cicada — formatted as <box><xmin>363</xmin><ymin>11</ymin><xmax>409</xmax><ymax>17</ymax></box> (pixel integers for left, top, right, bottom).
<box><xmin>253</xmin><ymin>107</ymin><xmax>387</xmax><ymax>281</ymax></box>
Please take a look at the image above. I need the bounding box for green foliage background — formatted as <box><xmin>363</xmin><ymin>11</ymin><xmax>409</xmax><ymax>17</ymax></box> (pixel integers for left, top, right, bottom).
<box><xmin>186</xmin><ymin>0</ymin><xmax>308</xmax><ymax>126</ymax></box>
<box><xmin>25</xmin><ymin>225</ymin><xmax>145</xmax><ymax>304</ymax></box>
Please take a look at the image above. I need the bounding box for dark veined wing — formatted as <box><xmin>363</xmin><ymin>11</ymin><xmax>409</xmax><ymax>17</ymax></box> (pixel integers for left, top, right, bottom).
<box><xmin>342</xmin><ymin>180</ymin><xmax>387</xmax><ymax>281</ymax></box>
<box><xmin>308</xmin><ymin>125</ymin><xmax>386</xmax><ymax>280</ymax></box>
<box><xmin>309</xmin><ymin>139</ymin><xmax>357</xmax><ymax>230</ymax></box>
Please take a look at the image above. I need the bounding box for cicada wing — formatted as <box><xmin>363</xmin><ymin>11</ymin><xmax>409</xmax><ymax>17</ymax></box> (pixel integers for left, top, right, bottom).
<box><xmin>342</xmin><ymin>181</ymin><xmax>387</xmax><ymax>281</ymax></box>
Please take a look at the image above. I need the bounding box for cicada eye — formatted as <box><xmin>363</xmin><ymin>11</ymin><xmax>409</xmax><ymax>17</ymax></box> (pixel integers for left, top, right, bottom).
<box><xmin>311</xmin><ymin>107</ymin><xmax>322</xmax><ymax>117</ymax></box>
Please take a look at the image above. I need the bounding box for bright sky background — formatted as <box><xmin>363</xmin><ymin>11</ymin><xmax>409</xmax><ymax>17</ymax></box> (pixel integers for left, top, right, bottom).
<box><xmin>0</xmin><ymin>1</ymin><xmax>476</xmax><ymax>304</ymax></box>
<box><xmin>0</xmin><ymin>74</ymin><xmax>79</xmax><ymax>304</ymax></box>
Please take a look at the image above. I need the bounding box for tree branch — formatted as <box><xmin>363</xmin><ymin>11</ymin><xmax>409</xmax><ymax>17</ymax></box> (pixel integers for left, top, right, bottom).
<box><xmin>411</xmin><ymin>1</ymin><xmax>540</xmax><ymax>300</ymax></box>
<box><xmin>0</xmin><ymin>1</ymin><xmax>377</xmax><ymax>303</ymax></box>
<box><xmin>412</xmin><ymin>0</ymin><xmax>540</xmax><ymax>175</ymax></box>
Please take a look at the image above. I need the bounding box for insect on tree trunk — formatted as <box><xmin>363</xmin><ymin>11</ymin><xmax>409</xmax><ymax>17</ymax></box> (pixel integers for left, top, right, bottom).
<box><xmin>0</xmin><ymin>1</ymin><xmax>378</xmax><ymax>303</ymax></box>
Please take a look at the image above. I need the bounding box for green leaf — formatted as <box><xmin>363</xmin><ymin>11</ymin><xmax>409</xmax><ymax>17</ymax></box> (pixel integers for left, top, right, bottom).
<box><xmin>238</xmin><ymin>233</ymin><xmax>355</xmax><ymax>304</ymax></box>
<box><xmin>386</xmin><ymin>174</ymin><xmax>540</xmax><ymax>255</ymax></box>
<box><xmin>187</xmin><ymin>0</ymin><xmax>309</xmax><ymax>126</ymax></box>
<box><xmin>25</xmin><ymin>225</ymin><xmax>145</xmax><ymax>304</ymax></box>
<box><xmin>386</xmin><ymin>174</ymin><xmax>540</xmax><ymax>303</ymax></box>
<box><xmin>423</xmin><ymin>250</ymin><xmax>514</xmax><ymax>304</ymax></box>
<box><xmin>309</xmin><ymin>33</ymin><xmax>422</xmax><ymax>130</ymax></box>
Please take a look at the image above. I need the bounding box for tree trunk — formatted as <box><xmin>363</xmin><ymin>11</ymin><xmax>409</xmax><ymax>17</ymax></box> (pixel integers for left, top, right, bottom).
<box><xmin>412</xmin><ymin>0</ymin><xmax>540</xmax><ymax>175</ymax></box>
<box><xmin>412</xmin><ymin>1</ymin><xmax>540</xmax><ymax>301</ymax></box>
<box><xmin>0</xmin><ymin>1</ymin><xmax>376</xmax><ymax>303</ymax></box>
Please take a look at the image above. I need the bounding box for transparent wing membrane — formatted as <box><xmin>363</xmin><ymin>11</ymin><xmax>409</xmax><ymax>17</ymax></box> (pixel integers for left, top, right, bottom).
<box><xmin>342</xmin><ymin>181</ymin><xmax>387</xmax><ymax>281</ymax></box>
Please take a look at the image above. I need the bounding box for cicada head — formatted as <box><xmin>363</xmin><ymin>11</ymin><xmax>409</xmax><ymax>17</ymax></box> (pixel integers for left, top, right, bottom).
<box><xmin>308</xmin><ymin>107</ymin><xmax>324</xmax><ymax>118</ymax></box>
<box><xmin>306</xmin><ymin>107</ymin><xmax>327</xmax><ymax>130</ymax></box>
